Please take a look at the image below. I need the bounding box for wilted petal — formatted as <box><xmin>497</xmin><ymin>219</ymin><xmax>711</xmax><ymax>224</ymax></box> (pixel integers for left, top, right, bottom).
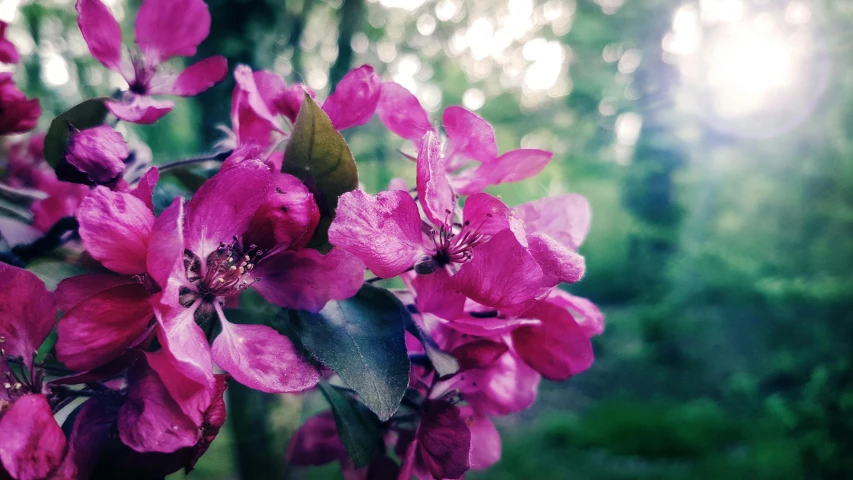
<box><xmin>65</xmin><ymin>125</ymin><xmax>128</xmax><ymax>185</ymax></box>
<box><xmin>244</xmin><ymin>172</ymin><xmax>320</xmax><ymax>251</ymax></box>
<box><xmin>211</xmin><ymin>307</ymin><xmax>320</xmax><ymax>393</ymax></box>
<box><xmin>526</xmin><ymin>233</ymin><xmax>586</xmax><ymax>287</ymax></box>
<box><xmin>514</xmin><ymin>194</ymin><xmax>591</xmax><ymax>249</ymax></box>
<box><xmin>322</xmin><ymin>65</ymin><xmax>381</xmax><ymax>130</ymax></box>
<box><xmin>134</xmin><ymin>0</ymin><xmax>211</xmax><ymax>63</ymax></box>
<box><xmin>56</xmin><ymin>283</ymin><xmax>153</xmax><ymax>372</ymax></box>
<box><xmin>377</xmin><ymin>81</ymin><xmax>433</xmax><ymax>144</ymax></box>
<box><xmin>442</xmin><ymin>106</ymin><xmax>497</xmax><ymax>170</ymax></box>
<box><xmin>118</xmin><ymin>358</ymin><xmax>200</xmax><ymax>453</ymax></box>
<box><xmin>107</xmin><ymin>95</ymin><xmax>174</xmax><ymax>124</ymax></box>
<box><xmin>170</xmin><ymin>56</ymin><xmax>228</xmax><ymax>96</ymax></box>
<box><xmin>78</xmin><ymin>187</ymin><xmax>154</xmax><ymax>275</ymax></box>
<box><xmin>287</xmin><ymin>411</ymin><xmax>347</xmax><ymax>466</ymax></box>
<box><xmin>418</xmin><ymin>400</ymin><xmax>471</xmax><ymax>479</ymax></box>
<box><xmin>416</xmin><ymin>131</ymin><xmax>454</xmax><ymax>227</ymax></box>
<box><xmin>184</xmin><ymin>159</ymin><xmax>271</xmax><ymax>260</ymax></box>
<box><xmin>453</xmin><ymin>149</ymin><xmax>552</xmax><ymax>196</ymax></box>
<box><xmin>0</xmin><ymin>264</ymin><xmax>56</xmax><ymax>369</ymax></box>
<box><xmin>451</xmin><ymin>230</ymin><xmax>544</xmax><ymax>314</ymax></box>
<box><xmin>512</xmin><ymin>299</ymin><xmax>594</xmax><ymax>381</ymax></box>
<box><xmin>252</xmin><ymin>248</ymin><xmax>364</xmax><ymax>312</ymax></box>
<box><xmin>75</xmin><ymin>0</ymin><xmax>124</xmax><ymax>72</ymax></box>
<box><xmin>0</xmin><ymin>394</ymin><xmax>66</xmax><ymax>480</ymax></box>
<box><xmin>328</xmin><ymin>189</ymin><xmax>424</xmax><ymax>278</ymax></box>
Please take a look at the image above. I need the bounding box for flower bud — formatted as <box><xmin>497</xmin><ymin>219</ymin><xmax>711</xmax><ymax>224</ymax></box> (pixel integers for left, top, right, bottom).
<box><xmin>63</xmin><ymin>125</ymin><xmax>129</xmax><ymax>185</ymax></box>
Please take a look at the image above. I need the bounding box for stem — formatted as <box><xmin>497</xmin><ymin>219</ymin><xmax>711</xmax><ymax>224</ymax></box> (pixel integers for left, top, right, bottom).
<box><xmin>157</xmin><ymin>150</ymin><xmax>233</xmax><ymax>173</ymax></box>
<box><xmin>10</xmin><ymin>216</ymin><xmax>79</xmax><ymax>262</ymax></box>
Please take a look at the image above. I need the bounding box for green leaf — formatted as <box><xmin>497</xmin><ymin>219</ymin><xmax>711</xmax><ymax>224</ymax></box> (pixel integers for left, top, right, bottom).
<box><xmin>291</xmin><ymin>284</ymin><xmax>410</xmax><ymax>421</ymax></box>
<box><xmin>283</xmin><ymin>93</ymin><xmax>358</xmax><ymax>249</ymax></box>
<box><xmin>318</xmin><ymin>381</ymin><xmax>384</xmax><ymax>468</ymax></box>
<box><xmin>44</xmin><ymin>98</ymin><xmax>110</xmax><ymax>168</ymax></box>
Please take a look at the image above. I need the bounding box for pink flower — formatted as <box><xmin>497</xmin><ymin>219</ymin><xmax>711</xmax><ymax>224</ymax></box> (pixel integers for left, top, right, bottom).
<box><xmin>329</xmin><ymin>131</ymin><xmax>546</xmax><ymax>315</ymax></box>
<box><xmin>76</xmin><ymin>0</ymin><xmax>228</xmax><ymax>124</ymax></box>
<box><xmin>223</xmin><ymin>64</ymin><xmax>380</xmax><ymax>149</ymax></box>
<box><xmin>0</xmin><ymin>73</ymin><xmax>40</xmax><ymax>135</ymax></box>
<box><xmin>150</xmin><ymin>158</ymin><xmax>363</xmax><ymax>393</ymax></box>
<box><xmin>61</xmin><ymin>125</ymin><xmax>129</xmax><ymax>185</ymax></box>
<box><xmin>0</xmin><ymin>265</ymin><xmax>65</xmax><ymax>480</ymax></box>
<box><xmin>378</xmin><ymin>81</ymin><xmax>552</xmax><ymax>194</ymax></box>
<box><xmin>397</xmin><ymin>400</ymin><xmax>472</xmax><ymax>480</ymax></box>
<box><xmin>0</xmin><ymin>21</ymin><xmax>20</xmax><ymax>64</ymax></box>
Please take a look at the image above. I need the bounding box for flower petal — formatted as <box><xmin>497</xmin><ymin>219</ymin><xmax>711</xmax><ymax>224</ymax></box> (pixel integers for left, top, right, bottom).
<box><xmin>322</xmin><ymin>65</ymin><xmax>381</xmax><ymax>130</ymax></box>
<box><xmin>55</xmin><ymin>273</ymin><xmax>134</xmax><ymax>312</ymax></box>
<box><xmin>230</xmin><ymin>66</ymin><xmax>286</xmax><ymax>146</ymax></box>
<box><xmin>75</xmin><ymin>0</ymin><xmax>124</xmax><ymax>72</ymax></box>
<box><xmin>184</xmin><ymin>159</ymin><xmax>271</xmax><ymax>260</ymax></box>
<box><xmin>252</xmin><ymin>248</ymin><xmax>364</xmax><ymax>312</ymax></box>
<box><xmin>462</xmin><ymin>192</ymin><xmax>523</xmax><ymax>240</ymax></box>
<box><xmin>376</xmin><ymin>81</ymin><xmax>433</xmax><ymax>144</ymax></box>
<box><xmin>130</xmin><ymin>166</ymin><xmax>159</xmax><ymax>211</ymax></box>
<box><xmin>455</xmin><ymin>351</ymin><xmax>540</xmax><ymax>415</ymax></box>
<box><xmin>463</xmin><ymin>408</ymin><xmax>501</xmax><ymax>470</ymax></box>
<box><xmin>134</xmin><ymin>0</ymin><xmax>211</xmax><ymax>64</ymax></box>
<box><xmin>410</xmin><ymin>269</ymin><xmax>466</xmax><ymax>320</ymax></box>
<box><xmin>418</xmin><ymin>400</ymin><xmax>471</xmax><ymax>479</ymax></box>
<box><xmin>286</xmin><ymin>411</ymin><xmax>347</xmax><ymax>466</ymax></box>
<box><xmin>546</xmin><ymin>290</ymin><xmax>604</xmax><ymax>337</ymax></box>
<box><xmin>442</xmin><ymin>106</ymin><xmax>497</xmax><ymax>169</ymax></box>
<box><xmin>56</xmin><ymin>283</ymin><xmax>153</xmax><ymax>372</ymax></box>
<box><xmin>211</xmin><ymin>306</ymin><xmax>320</xmax><ymax>393</ymax></box>
<box><xmin>77</xmin><ymin>187</ymin><xmax>154</xmax><ymax>275</ymax></box>
<box><xmin>512</xmin><ymin>298</ymin><xmax>595</xmax><ymax>380</ymax></box>
<box><xmin>170</xmin><ymin>56</ymin><xmax>228</xmax><ymax>96</ymax></box>
<box><xmin>526</xmin><ymin>232</ymin><xmax>586</xmax><ymax>287</ymax></box>
<box><xmin>451</xmin><ymin>229</ymin><xmax>544</xmax><ymax>314</ymax></box>
<box><xmin>0</xmin><ymin>394</ymin><xmax>67</xmax><ymax>480</ymax></box>
<box><xmin>446</xmin><ymin>316</ymin><xmax>541</xmax><ymax>336</ymax></box>
<box><xmin>453</xmin><ymin>148</ymin><xmax>553</xmax><ymax>196</ymax></box>
<box><xmin>514</xmin><ymin>193</ymin><xmax>591</xmax><ymax>249</ymax></box>
<box><xmin>107</xmin><ymin>95</ymin><xmax>174</xmax><ymax>124</ymax></box>
<box><xmin>0</xmin><ymin>264</ymin><xmax>55</xmax><ymax>370</ymax></box>
<box><xmin>328</xmin><ymin>189</ymin><xmax>424</xmax><ymax>278</ymax></box>
<box><xmin>416</xmin><ymin>130</ymin><xmax>454</xmax><ymax>227</ymax></box>
<box><xmin>146</xmin><ymin>198</ymin><xmax>185</xmax><ymax>292</ymax></box>
<box><xmin>451</xmin><ymin>339</ymin><xmax>508</xmax><ymax>370</ymax></box>
<box><xmin>118</xmin><ymin>357</ymin><xmax>200</xmax><ymax>453</ymax></box>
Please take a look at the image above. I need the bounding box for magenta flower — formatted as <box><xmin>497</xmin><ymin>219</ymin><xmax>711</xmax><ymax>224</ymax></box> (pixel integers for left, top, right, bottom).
<box><xmin>223</xmin><ymin>64</ymin><xmax>380</xmax><ymax>149</ymax></box>
<box><xmin>0</xmin><ymin>21</ymin><xmax>20</xmax><ymax>64</ymax></box>
<box><xmin>0</xmin><ymin>265</ymin><xmax>66</xmax><ymax>480</ymax></box>
<box><xmin>378</xmin><ymin>81</ymin><xmax>553</xmax><ymax>194</ymax></box>
<box><xmin>149</xmin><ymin>158</ymin><xmax>364</xmax><ymax>393</ymax></box>
<box><xmin>62</xmin><ymin>125</ymin><xmax>129</xmax><ymax>185</ymax></box>
<box><xmin>76</xmin><ymin>0</ymin><xmax>228</xmax><ymax>124</ymax></box>
<box><xmin>397</xmin><ymin>400</ymin><xmax>472</xmax><ymax>480</ymax></box>
<box><xmin>0</xmin><ymin>73</ymin><xmax>40</xmax><ymax>135</ymax></box>
<box><xmin>329</xmin><ymin>131</ymin><xmax>547</xmax><ymax>314</ymax></box>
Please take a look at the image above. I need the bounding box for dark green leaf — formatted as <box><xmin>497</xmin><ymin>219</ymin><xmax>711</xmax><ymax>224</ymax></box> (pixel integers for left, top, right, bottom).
<box><xmin>44</xmin><ymin>98</ymin><xmax>110</xmax><ymax>168</ymax></box>
<box><xmin>318</xmin><ymin>381</ymin><xmax>384</xmax><ymax>468</ymax></box>
<box><xmin>282</xmin><ymin>93</ymin><xmax>358</xmax><ymax>249</ymax></box>
<box><xmin>291</xmin><ymin>284</ymin><xmax>410</xmax><ymax>421</ymax></box>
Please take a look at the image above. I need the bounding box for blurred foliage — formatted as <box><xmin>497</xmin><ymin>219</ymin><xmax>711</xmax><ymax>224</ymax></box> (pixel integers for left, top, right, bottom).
<box><xmin>7</xmin><ymin>0</ymin><xmax>853</xmax><ymax>477</ymax></box>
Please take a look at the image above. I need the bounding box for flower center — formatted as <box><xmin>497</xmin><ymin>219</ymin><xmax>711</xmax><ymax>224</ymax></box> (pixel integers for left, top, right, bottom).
<box><xmin>181</xmin><ymin>238</ymin><xmax>263</xmax><ymax>306</ymax></box>
<box><xmin>128</xmin><ymin>52</ymin><xmax>157</xmax><ymax>95</ymax></box>
<box><xmin>416</xmin><ymin>210</ymin><xmax>489</xmax><ymax>274</ymax></box>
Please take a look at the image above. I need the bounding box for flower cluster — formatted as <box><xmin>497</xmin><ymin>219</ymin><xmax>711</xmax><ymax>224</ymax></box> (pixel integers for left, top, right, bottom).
<box><xmin>0</xmin><ymin>0</ymin><xmax>602</xmax><ymax>478</ymax></box>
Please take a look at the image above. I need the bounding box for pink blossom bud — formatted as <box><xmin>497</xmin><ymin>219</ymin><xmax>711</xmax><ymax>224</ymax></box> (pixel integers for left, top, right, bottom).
<box><xmin>65</xmin><ymin>125</ymin><xmax>129</xmax><ymax>185</ymax></box>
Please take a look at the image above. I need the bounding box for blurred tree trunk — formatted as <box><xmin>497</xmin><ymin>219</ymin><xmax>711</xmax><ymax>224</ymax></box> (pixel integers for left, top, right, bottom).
<box><xmin>329</xmin><ymin>0</ymin><xmax>364</xmax><ymax>90</ymax></box>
